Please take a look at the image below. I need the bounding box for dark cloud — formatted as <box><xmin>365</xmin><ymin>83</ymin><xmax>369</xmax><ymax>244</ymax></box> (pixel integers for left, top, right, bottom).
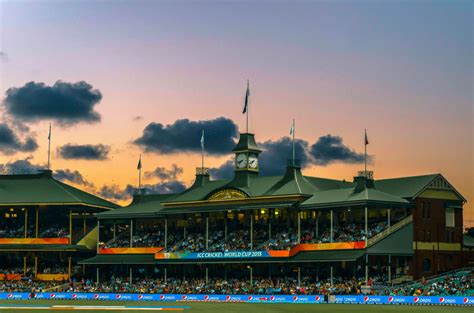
<box><xmin>54</xmin><ymin>169</ymin><xmax>94</xmax><ymax>188</ymax></box>
<box><xmin>98</xmin><ymin>181</ymin><xmax>186</xmax><ymax>201</ymax></box>
<box><xmin>134</xmin><ymin>117</ymin><xmax>238</xmax><ymax>155</ymax></box>
<box><xmin>210</xmin><ymin>134</ymin><xmax>367</xmax><ymax>178</ymax></box>
<box><xmin>58</xmin><ymin>144</ymin><xmax>110</xmax><ymax>160</ymax></box>
<box><xmin>98</xmin><ymin>184</ymin><xmax>131</xmax><ymax>201</ymax></box>
<box><xmin>0</xmin><ymin>123</ymin><xmax>38</xmax><ymax>155</ymax></box>
<box><xmin>144</xmin><ymin>164</ymin><xmax>183</xmax><ymax>180</ymax></box>
<box><xmin>3</xmin><ymin>81</ymin><xmax>102</xmax><ymax>125</ymax></box>
<box><xmin>0</xmin><ymin>158</ymin><xmax>44</xmax><ymax>174</ymax></box>
<box><xmin>309</xmin><ymin>134</ymin><xmax>368</xmax><ymax>166</ymax></box>
<box><xmin>209</xmin><ymin>160</ymin><xmax>234</xmax><ymax>180</ymax></box>
<box><xmin>259</xmin><ymin>137</ymin><xmax>310</xmax><ymax>176</ymax></box>
<box><xmin>209</xmin><ymin>137</ymin><xmax>309</xmax><ymax>179</ymax></box>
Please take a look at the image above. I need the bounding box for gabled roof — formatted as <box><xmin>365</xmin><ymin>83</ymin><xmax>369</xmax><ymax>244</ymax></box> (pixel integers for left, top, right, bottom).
<box><xmin>265</xmin><ymin>167</ymin><xmax>318</xmax><ymax>196</ymax></box>
<box><xmin>374</xmin><ymin>174</ymin><xmax>439</xmax><ymax>198</ymax></box>
<box><xmin>304</xmin><ymin>176</ymin><xmax>355</xmax><ymax>191</ymax></box>
<box><xmin>375</xmin><ymin>173</ymin><xmax>466</xmax><ymax>201</ymax></box>
<box><xmin>300</xmin><ymin>179</ymin><xmax>410</xmax><ymax>209</ymax></box>
<box><xmin>0</xmin><ymin>171</ymin><xmax>118</xmax><ymax>210</ymax></box>
<box><xmin>97</xmin><ymin>193</ymin><xmax>176</xmax><ymax>218</ymax></box>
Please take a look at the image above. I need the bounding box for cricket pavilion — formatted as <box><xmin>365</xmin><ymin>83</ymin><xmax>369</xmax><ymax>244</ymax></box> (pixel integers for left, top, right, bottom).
<box><xmin>80</xmin><ymin>131</ymin><xmax>467</xmax><ymax>285</ymax></box>
<box><xmin>0</xmin><ymin>170</ymin><xmax>119</xmax><ymax>281</ymax></box>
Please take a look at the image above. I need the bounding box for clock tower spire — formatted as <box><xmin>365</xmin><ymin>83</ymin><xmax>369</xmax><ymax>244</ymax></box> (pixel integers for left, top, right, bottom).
<box><xmin>230</xmin><ymin>133</ymin><xmax>261</xmax><ymax>187</ymax></box>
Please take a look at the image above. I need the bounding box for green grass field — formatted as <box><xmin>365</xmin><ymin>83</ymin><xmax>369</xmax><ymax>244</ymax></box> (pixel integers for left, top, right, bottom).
<box><xmin>0</xmin><ymin>300</ymin><xmax>472</xmax><ymax>313</ymax></box>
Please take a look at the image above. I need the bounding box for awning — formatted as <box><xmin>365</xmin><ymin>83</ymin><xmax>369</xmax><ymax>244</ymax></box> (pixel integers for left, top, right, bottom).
<box><xmin>367</xmin><ymin>222</ymin><xmax>414</xmax><ymax>255</ymax></box>
<box><xmin>290</xmin><ymin>250</ymin><xmax>365</xmax><ymax>262</ymax></box>
<box><xmin>79</xmin><ymin>254</ymin><xmax>156</xmax><ymax>265</ymax></box>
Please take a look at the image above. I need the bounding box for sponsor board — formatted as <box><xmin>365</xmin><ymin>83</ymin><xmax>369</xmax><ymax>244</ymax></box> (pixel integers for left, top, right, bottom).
<box><xmin>0</xmin><ymin>293</ymin><xmax>472</xmax><ymax>304</ymax></box>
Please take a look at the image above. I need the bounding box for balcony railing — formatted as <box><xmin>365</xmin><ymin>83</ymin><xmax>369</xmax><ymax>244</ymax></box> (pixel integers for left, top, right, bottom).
<box><xmin>366</xmin><ymin>215</ymin><xmax>413</xmax><ymax>247</ymax></box>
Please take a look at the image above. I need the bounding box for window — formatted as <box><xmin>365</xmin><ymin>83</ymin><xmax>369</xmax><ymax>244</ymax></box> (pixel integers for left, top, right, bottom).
<box><xmin>423</xmin><ymin>258</ymin><xmax>432</xmax><ymax>272</ymax></box>
<box><xmin>427</xmin><ymin>202</ymin><xmax>431</xmax><ymax>218</ymax></box>
<box><xmin>446</xmin><ymin>208</ymin><xmax>455</xmax><ymax>227</ymax></box>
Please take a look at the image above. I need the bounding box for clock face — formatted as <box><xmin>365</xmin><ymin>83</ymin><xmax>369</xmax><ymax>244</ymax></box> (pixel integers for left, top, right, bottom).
<box><xmin>248</xmin><ymin>155</ymin><xmax>258</xmax><ymax>169</ymax></box>
<box><xmin>236</xmin><ymin>154</ymin><xmax>248</xmax><ymax>168</ymax></box>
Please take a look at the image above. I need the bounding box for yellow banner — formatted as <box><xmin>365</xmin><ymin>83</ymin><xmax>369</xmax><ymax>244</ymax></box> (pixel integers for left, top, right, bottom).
<box><xmin>99</xmin><ymin>247</ymin><xmax>163</xmax><ymax>254</ymax></box>
<box><xmin>0</xmin><ymin>238</ymin><xmax>69</xmax><ymax>245</ymax></box>
<box><xmin>36</xmin><ymin>274</ymin><xmax>69</xmax><ymax>281</ymax></box>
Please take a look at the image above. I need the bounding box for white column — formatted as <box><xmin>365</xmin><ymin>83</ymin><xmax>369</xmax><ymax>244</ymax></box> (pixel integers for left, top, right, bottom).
<box><xmin>113</xmin><ymin>223</ymin><xmax>116</xmax><ymax>240</ymax></box>
<box><xmin>364</xmin><ymin>206</ymin><xmax>368</xmax><ymax>245</ymax></box>
<box><xmin>297</xmin><ymin>267</ymin><xmax>301</xmax><ymax>286</ymax></box>
<box><xmin>96</xmin><ymin>267</ymin><xmax>99</xmax><ymax>284</ymax></box>
<box><xmin>224</xmin><ymin>219</ymin><xmax>227</xmax><ymax>242</ymax></box>
<box><xmin>129</xmin><ymin>267</ymin><xmax>133</xmax><ymax>283</ymax></box>
<box><xmin>330</xmin><ymin>210</ymin><xmax>333</xmax><ymax>243</ymax></box>
<box><xmin>164</xmin><ymin>267</ymin><xmax>167</xmax><ymax>281</ymax></box>
<box><xmin>365</xmin><ymin>254</ymin><xmax>369</xmax><ymax>284</ymax></box>
<box><xmin>250</xmin><ymin>266</ymin><xmax>253</xmax><ymax>286</ymax></box>
<box><xmin>297</xmin><ymin>211</ymin><xmax>301</xmax><ymax>244</ymax></box>
<box><xmin>388</xmin><ymin>208</ymin><xmax>391</xmax><ymax>228</ymax></box>
<box><xmin>205</xmin><ymin>266</ymin><xmax>209</xmax><ymax>284</ymax></box>
<box><xmin>330</xmin><ymin>266</ymin><xmax>333</xmax><ymax>287</ymax></box>
<box><xmin>388</xmin><ymin>255</ymin><xmax>392</xmax><ymax>282</ymax></box>
<box><xmin>164</xmin><ymin>218</ymin><xmax>168</xmax><ymax>251</ymax></box>
<box><xmin>268</xmin><ymin>209</ymin><xmax>272</xmax><ymax>240</ymax></box>
<box><xmin>97</xmin><ymin>220</ymin><xmax>100</xmax><ymax>252</ymax></box>
<box><xmin>250</xmin><ymin>212</ymin><xmax>253</xmax><ymax>249</ymax></box>
<box><xmin>315</xmin><ymin>213</ymin><xmax>319</xmax><ymax>239</ymax></box>
<box><xmin>130</xmin><ymin>220</ymin><xmax>133</xmax><ymax>248</ymax></box>
<box><xmin>206</xmin><ymin>216</ymin><xmax>209</xmax><ymax>250</ymax></box>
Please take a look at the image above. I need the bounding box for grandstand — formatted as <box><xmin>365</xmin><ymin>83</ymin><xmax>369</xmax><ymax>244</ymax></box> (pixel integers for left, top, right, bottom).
<box><xmin>0</xmin><ymin>131</ymin><xmax>470</xmax><ymax>298</ymax></box>
<box><xmin>0</xmin><ymin>171</ymin><xmax>118</xmax><ymax>282</ymax></box>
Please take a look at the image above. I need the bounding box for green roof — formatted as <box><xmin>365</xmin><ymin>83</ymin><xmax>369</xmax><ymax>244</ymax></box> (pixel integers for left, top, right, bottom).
<box><xmin>301</xmin><ymin>183</ymin><xmax>410</xmax><ymax>209</ymax></box>
<box><xmin>264</xmin><ymin>167</ymin><xmax>317</xmax><ymax>196</ymax></box>
<box><xmin>375</xmin><ymin>174</ymin><xmax>439</xmax><ymax>199</ymax></box>
<box><xmin>291</xmin><ymin>249</ymin><xmax>365</xmax><ymax>262</ymax></box>
<box><xmin>0</xmin><ymin>171</ymin><xmax>119</xmax><ymax>210</ymax></box>
<box><xmin>79</xmin><ymin>254</ymin><xmax>156</xmax><ymax>265</ymax></box>
<box><xmin>304</xmin><ymin>176</ymin><xmax>355</xmax><ymax>190</ymax></box>
<box><xmin>97</xmin><ymin>193</ymin><xmax>176</xmax><ymax>218</ymax></box>
<box><xmin>165</xmin><ymin>180</ymin><xmax>230</xmax><ymax>202</ymax></box>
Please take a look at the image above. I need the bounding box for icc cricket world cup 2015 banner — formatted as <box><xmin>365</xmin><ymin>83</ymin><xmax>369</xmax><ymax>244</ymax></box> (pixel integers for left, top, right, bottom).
<box><xmin>155</xmin><ymin>250</ymin><xmax>289</xmax><ymax>260</ymax></box>
<box><xmin>0</xmin><ymin>293</ymin><xmax>473</xmax><ymax>305</ymax></box>
<box><xmin>155</xmin><ymin>242</ymin><xmax>366</xmax><ymax>260</ymax></box>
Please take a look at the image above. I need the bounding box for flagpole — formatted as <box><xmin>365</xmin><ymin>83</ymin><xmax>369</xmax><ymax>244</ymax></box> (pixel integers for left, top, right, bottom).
<box><xmin>47</xmin><ymin>123</ymin><xmax>51</xmax><ymax>170</ymax></box>
<box><xmin>292</xmin><ymin>119</ymin><xmax>295</xmax><ymax>167</ymax></box>
<box><xmin>246</xmin><ymin>80</ymin><xmax>249</xmax><ymax>133</ymax></box>
<box><xmin>138</xmin><ymin>154</ymin><xmax>142</xmax><ymax>191</ymax></box>
<box><xmin>364</xmin><ymin>129</ymin><xmax>367</xmax><ymax>175</ymax></box>
<box><xmin>201</xmin><ymin>130</ymin><xmax>205</xmax><ymax>170</ymax></box>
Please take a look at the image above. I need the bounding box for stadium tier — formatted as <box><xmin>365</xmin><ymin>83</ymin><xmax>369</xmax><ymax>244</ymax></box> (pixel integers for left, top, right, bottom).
<box><xmin>0</xmin><ymin>132</ymin><xmax>471</xmax><ymax>297</ymax></box>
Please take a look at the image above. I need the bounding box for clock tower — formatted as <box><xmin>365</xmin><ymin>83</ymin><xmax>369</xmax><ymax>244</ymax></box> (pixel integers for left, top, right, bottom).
<box><xmin>230</xmin><ymin>133</ymin><xmax>261</xmax><ymax>187</ymax></box>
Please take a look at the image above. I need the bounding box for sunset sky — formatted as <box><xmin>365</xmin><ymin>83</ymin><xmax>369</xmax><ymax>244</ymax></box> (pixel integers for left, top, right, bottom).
<box><xmin>0</xmin><ymin>1</ymin><xmax>472</xmax><ymax>226</ymax></box>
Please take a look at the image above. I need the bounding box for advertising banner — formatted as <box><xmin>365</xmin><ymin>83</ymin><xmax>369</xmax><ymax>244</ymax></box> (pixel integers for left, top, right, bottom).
<box><xmin>0</xmin><ymin>238</ymin><xmax>69</xmax><ymax>245</ymax></box>
<box><xmin>0</xmin><ymin>293</ymin><xmax>472</xmax><ymax>305</ymax></box>
<box><xmin>35</xmin><ymin>274</ymin><xmax>69</xmax><ymax>281</ymax></box>
<box><xmin>0</xmin><ymin>274</ymin><xmax>21</xmax><ymax>281</ymax></box>
<box><xmin>155</xmin><ymin>250</ymin><xmax>289</xmax><ymax>260</ymax></box>
<box><xmin>99</xmin><ymin>247</ymin><xmax>163</xmax><ymax>255</ymax></box>
<box><xmin>289</xmin><ymin>242</ymin><xmax>366</xmax><ymax>256</ymax></box>
<box><xmin>155</xmin><ymin>242</ymin><xmax>365</xmax><ymax>260</ymax></box>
